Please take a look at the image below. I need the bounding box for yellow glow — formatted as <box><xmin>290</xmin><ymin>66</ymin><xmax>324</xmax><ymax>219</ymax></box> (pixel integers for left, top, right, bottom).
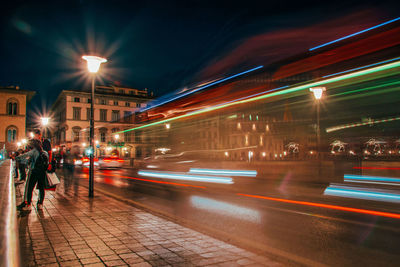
<box><xmin>22</xmin><ymin>139</ymin><xmax>27</xmax><ymax>144</ymax></box>
<box><xmin>29</xmin><ymin>132</ymin><xmax>34</xmax><ymax>138</ymax></box>
<box><xmin>17</xmin><ymin>142</ymin><xmax>21</xmax><ymax>147</ymax></box>
<box><xmin>114</xmin><ymin>134</ymin><xmax>120</xmax><ymax>140</ymax></box>
<box><xmin>82</xmin><ymin>143</ymin><xmax>86</xmax><ymax>147</ymax></box>
<box><xmin>82</xmin><ymin>55</ymin><xmax>107</xmax><ymax>73</ymax></box>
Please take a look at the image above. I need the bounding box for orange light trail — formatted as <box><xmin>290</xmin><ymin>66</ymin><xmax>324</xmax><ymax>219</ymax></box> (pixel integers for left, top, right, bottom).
<box><xmin>353</xmin><ymin>167</ymin><xmax>400</xmax><ymax>170</ymax></box>
<box><xmin>101</xmin><ymin>172</ymin><xmax>206</xmax><ymax>189</ymax></box>
<box><xmin>237</xmin><ymin>193</ymin><xmax>400</xmax><ymax>219</ymax></box>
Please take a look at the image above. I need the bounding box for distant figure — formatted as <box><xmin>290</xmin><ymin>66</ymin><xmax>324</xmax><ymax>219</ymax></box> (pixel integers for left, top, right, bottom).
<box><xmin>16</xmin><ymin>149</ymin><xmax>27</xmax><ymax>183</ymax></box>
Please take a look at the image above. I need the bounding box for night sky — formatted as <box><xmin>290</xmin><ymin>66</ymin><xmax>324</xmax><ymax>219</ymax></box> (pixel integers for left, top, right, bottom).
<box><xmin>1</xmin><ymin>0</ymin><xmax>399</xmax><ymax>115</ymax></box>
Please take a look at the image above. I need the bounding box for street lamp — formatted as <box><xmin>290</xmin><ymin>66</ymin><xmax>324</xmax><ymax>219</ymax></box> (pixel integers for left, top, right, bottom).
<box><xmin>41</xmin><ymin>117</ymin><xmax>50</xmax><ymax>139</ymax></box>
<box><xmin>82</xmin><ymin>55</ymin><xmax>107</xmax><ymax>198</ymax></box>
<box><xmin>310</xmin><ymin>87</ymin><xmax>326</xmax><ymax>177</ymax></box>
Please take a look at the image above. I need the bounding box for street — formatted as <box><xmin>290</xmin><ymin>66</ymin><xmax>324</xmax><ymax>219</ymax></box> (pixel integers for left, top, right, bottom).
<box><xmin>59</xmin><ymin>166</ymin><xmax>400</xmax><ymax>266</ymax></box>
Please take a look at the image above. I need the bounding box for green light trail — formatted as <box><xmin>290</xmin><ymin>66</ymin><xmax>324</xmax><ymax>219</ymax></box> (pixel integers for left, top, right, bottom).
<box><xmin>117</xmin><ymin>59</ymin><xmax>400</xmax><ymax>134</ymax></box>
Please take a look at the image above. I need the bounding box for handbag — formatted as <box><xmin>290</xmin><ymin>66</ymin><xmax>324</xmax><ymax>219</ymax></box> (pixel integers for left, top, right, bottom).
<box><xmin>46</xmin><ymin>171</ymin><xmax>60</xmax><ymax>186</ymax></box>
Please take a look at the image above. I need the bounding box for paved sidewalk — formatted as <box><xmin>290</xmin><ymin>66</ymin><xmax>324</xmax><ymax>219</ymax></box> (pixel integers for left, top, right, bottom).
<box><xmin>16</xmin><ymin>177</ymin><xmax>284</xmax><ymax>266</ymax></box>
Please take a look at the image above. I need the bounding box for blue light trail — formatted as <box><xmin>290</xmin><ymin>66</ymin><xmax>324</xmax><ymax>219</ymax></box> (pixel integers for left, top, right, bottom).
<box><xmin>309</xmin><ymin>17</ymin><xmax>400</xmax><ymax>51</ymax></box>
<box><xmin>138</xmin><ymin>170</ymin><xmax>233</xmax><ymax>184</ymax></box>
<box><xmin>324</xmin><ymin>185</ymin><xmax>400</xmax><ymax>203</ymax></box>
<box><xmin>189</xmin><ymin>168</ymin><xmax>257</xmax><ymax>177</ymax></box>
<box><xmin>343</xmin><ymin>174</ymin><xmax>400</xmax><ymax>183</ymax></box>
<box><xmin>322</xmin><ymin>56</ymin><xmax>400</xmax><ymax>78</ymax></box>
<box><xmin>141</xmin><ymin>65</ymin><xmax>263</xmax><ymax>112</ymax></box>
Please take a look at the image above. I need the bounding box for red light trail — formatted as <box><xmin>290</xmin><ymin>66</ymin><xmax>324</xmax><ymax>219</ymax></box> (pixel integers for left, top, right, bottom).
<box><xmin>353</xmin><ymin>167</ymin><xmax>400</xmax><ymax>170</ymax></box>
<box><xmin>238</xmin><ymin>193</ymin><xmax>400</xmax><ymax>219</ymax></box>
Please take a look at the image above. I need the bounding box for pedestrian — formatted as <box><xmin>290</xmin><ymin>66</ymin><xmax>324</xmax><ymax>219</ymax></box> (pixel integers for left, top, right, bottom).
<box><xmin>15</xmin><ymin>149</ymin><xmax>27</xmax><ymax>184</ymax></box>
<box><xmin>16</xmin><ymin>129</ymin><xmax>49</xmax><ymax>211</ymax></box>
<box><xmin>12</xmin><ymin>151</ymin><xmax>20</xmax><ymax>179</ymax></box>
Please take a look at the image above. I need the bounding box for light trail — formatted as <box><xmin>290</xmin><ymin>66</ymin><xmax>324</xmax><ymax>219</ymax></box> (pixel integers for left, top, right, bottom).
<box><xmin>324</xmin><ymin>185</ymin><xmax>400</xmax><ymax>203</ymax></box>
<box><xmin>189</xmin><ymin>168</ymin><xmax>257</xmax><ymax>177</ymax></box>
<box><xmin>100</xmin><ymin>172</ymin><xmax>206</xmax><ymax>189</ymax></box>
<box><xmin>237</xmin><ymin>193</ymin><xmax>400</xmax><ymax>219</ymax></box>
<box><xmin>326</xmin><ymin>116</ymin><xmax>400</xmax><ymax>133</ymax></box>
<box><xmin>309</xmin><ymin>17</ymin><xmax>400</xmax><ymax>51</ymax></box>
<box><xmin>322</xmin><ymin>57</ymin><xmax>400</xmax><ymax>78</ymax></box>
<box><xmin>141</xmin><ymin>65</ymin><xmax>263</xmax><ymax>112</ymax></box>
<box><xmin>138</xmin><ymin>170</ymin><xmax>234</xmax><ymax>184</ymax></box>
<box><xmin>118</xmin><ymin>58</ymin><xmax>400</xmax><ymax>134</ymax></box>
<box><xmin>343</xmin><ymin>174</ymin><xmax>400</xmax><ymax>183</ymax></box>
<box><xmin>353</xmin><ymin>166</ymin><xmax>400</xmax><ymax>170</ymax></box>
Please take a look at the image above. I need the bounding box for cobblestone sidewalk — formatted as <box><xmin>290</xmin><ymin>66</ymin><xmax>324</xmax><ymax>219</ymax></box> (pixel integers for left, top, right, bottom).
<box><xmin>16</xmin><ymin>180</ymin><xmax>283</xmax><ymax>267</ymax></box>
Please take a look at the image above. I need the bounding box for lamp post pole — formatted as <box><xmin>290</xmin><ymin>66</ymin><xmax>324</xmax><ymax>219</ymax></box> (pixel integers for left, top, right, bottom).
<box><xmin>82</xmin><ymin>55</ymin><xmax>107</xmax><ymax>198</ymax></box>
<box><xmin>89</xmin><ymin>75</ymin><xmax>95</xmax><ymax>197</ymax></box>
<box><xmin>310</xmin><ymin>87</ymin><xmax>326</xmax><ymax>179</ymax></box>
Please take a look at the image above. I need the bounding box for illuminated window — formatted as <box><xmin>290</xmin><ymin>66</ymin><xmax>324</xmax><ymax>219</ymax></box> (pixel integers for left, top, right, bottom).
<box><xmin>7</xmin><ymin>127</ymin><xmax>17</xmax><ymax>142</ymax></box>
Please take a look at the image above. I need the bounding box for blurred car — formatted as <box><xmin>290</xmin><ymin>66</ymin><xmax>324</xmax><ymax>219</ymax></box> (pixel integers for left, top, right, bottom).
<box><xmin>98</xmin><ymin>156</ymin><xmax>124</xmax><ymax>169</ymax></box>
<box><xmin>75</xmin><ymin>156</ymin><xmax>99</xmax><ymax>167</ymax></box>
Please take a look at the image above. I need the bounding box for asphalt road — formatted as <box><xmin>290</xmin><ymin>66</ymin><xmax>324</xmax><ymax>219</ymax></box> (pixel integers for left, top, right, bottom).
<box><xmin>58</xmin><ymin>166</ymin><xmax>400</xmax><ymax>266</ymax></box>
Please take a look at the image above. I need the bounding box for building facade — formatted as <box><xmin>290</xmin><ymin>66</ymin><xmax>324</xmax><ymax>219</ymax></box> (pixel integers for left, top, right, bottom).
<box><xmin>0</xmin><ymin>86</ymin><xmax>35</xmax><ymax>152</ymax></box>
<box><xmin>50</xmin><ymin>85</ymin><xmax>153</xmax><ymax>158</ymax></box>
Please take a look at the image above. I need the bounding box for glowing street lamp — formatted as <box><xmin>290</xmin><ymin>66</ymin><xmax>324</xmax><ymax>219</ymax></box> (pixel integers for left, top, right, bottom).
<box><xmin>41</xmin><ymin>117</ymin><xmax>50</xmax><ymax>126</ymax></box>
<box><xmin>114</xmin><ymin>134</ymin><xmax>119</xmax><ymax>140</ymax></box>
<box><xmin>82</xmin><ymin>55</ymin><xmax>107</xmax><ymax>198</ymax></box>
<box><xmin>22</xmin><ymin>139</ymin><xmax>27</xmax><ymax>144</ymax></box>
<box><xmin>310</xmin><ymin>87</ymin><xmax>326</xmax><ymax>177</ymax></box>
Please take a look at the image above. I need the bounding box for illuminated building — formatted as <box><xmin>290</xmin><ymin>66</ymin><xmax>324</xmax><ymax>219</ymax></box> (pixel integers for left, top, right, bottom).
<box><xmin>0</xmin><ymin>86</ymin><xmax>35</xmax><ymax>152</ymax></box>
<box><xmin>50</xmin><ymin>84</ymin><xmax>153</xmax><ymax>157</ymax></box>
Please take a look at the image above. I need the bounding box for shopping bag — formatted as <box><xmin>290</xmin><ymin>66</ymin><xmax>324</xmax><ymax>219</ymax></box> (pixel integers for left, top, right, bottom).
<box><xmin>45</xmin><ymin>173</ymin><xmax>57</xmax><ymax>190</ymax></box>
<box><xmin>46</xmin><ymin>172</ymin><xmax>60</xmax><ymax>186</ymax></box>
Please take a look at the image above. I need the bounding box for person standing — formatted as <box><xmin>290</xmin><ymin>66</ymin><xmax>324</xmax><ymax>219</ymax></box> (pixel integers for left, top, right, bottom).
<box><xmin>15</xmin><ymin>149</ymin><xmax>27</xmax><ymax>184</ymax></box>
<box><xmin>16</xmin><ymin>129</ymin><xmax>49</xmax><ymax>211</ymax></box>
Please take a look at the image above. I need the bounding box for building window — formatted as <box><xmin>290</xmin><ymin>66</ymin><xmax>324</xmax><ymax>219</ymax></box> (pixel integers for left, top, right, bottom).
<box><xmin>100</xmin><ymin>109</ymin><xmax>107</xmax><ymax>121</ymax></box>
<box><xmin>7</xmin><ymin>99</ymin><xmax>18</xmax><ymax>115</ymax></box>
<box><xmin>124</xmin><ymin>111</ymin><xmax>131</xmax><ymax>122</ymax></box>
<box><xmin>119</xmin><ymin>89</ymin><xmax>124</xmax><ymax>94</ymax></box>
<box><xmin>7</xmin><ymin>127</ymin><xmax>17</xmax><ymax>142</ymax></box>
<box><xmin>112</xmin><ymin>110</ymin><xmax>120</xmax><ymax>122</ymax></box>
<box><xmin>125</xmin><ymin>102</ymin><xmax>130</xmax><ymax>107</ymax></box>
<box><xmin>124</xmin><ymin>132</ymin><xmax>132</xmax><ymax>143</ymax></box>
<box><xmin>74</xmin><ymin>97</ymin><xmax>80</xmax><ymax>102</ymax></box>
<box><xmin>114</xmin><ymin>100</ymin><xmax>118</xmax><ymax>106</ymax></box>
<box><xmin>136</xmin><ymin>103</ymin><xmax>141</xmax><ymax>108</ymax></box>
<box><xmin>73</xmin><ymin>107</ymin><xmax>81</xmax><ymax>120</ymax></box>
<box><xmin>129</xmin><ymin>91</ymin><xmax>134</xmax><ymax>95</ymax></box>
<box><xmin>87</xmin><ymin>98</ymin><xmax>91</xmax><ymax>103</ymax></box>
<box><xmin>100</xmin><ymin>132</ymin><xmax>106</xmax><ymax>142</ymax></box>
<box><xmin>86</xmin><ymin>108</ymin><xmax>91</xmax><ymax>120</ymax></box>
<box><xmin>72</xmin><ymin>127</ymin><xmax>81</xmax><ymax>142</ymax></box>
<box><xmin>100</xmin><ymin>99</ymin><xmax>107</xmax><ymax>105</ymax></box>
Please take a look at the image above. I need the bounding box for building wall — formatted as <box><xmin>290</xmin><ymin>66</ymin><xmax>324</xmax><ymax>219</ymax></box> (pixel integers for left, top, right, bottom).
<box><xmin>0</xmin><ymin>89</ymin><xmax>28</xmax><ymax>152</ymax></box>
<box><xmin>51</xmin><ymin>87</ymin><xmax>152</xmax><ymax>158</ymax></box>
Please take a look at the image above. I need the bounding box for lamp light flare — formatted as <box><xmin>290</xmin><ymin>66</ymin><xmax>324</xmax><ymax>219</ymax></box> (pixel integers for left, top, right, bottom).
<box><xmin>82</xmin><ymin>55</ymin><xmax>107</xmax><ymax>73</ymax></box>
<box><xmin>41</xmin><ymin>117</ymin><xmax>50</xmax><ymax>126</ymax></box>
<box><xmin>114</xmin><ymin>134</ymin><xmax>119</xmax><ymax>140</ymax></box>
<box><xmin>309</xmin><ymin>87</ymin><xmax>326</xmax><ymax>100</ymax></box>
<box><xmin>22</xmin><ymin>139</ymin><xmax>27</xmax><ymax>144</ymax></box>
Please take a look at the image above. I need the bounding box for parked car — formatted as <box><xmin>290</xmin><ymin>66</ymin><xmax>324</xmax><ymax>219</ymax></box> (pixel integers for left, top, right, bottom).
<box><xmin>98</xmin><ymin>156</ymin><xmax>124</xmax><ymax>169</ymax></box>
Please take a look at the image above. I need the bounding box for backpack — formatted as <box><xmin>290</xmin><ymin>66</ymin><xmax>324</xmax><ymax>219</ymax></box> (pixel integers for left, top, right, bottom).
<box><xmin>34</xmin><ymin>150</ymin><xmax>49</xmax><ymax>172</ymax></box>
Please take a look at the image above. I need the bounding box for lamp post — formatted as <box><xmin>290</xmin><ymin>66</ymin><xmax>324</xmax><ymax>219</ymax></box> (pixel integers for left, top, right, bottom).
<box><xmin>82</xmin><ymin>55</ymin><xmax>107</xmax><ymax>198</ymax></box>
<box><xmin>310</xmin><ymin>87</ymin><xmax>326</xmax><ymax>177</ymax></box>
<box><xmin>114</xmin><ymin>134</ymin><xmax>119</xmax><ymax>156</ymax></box>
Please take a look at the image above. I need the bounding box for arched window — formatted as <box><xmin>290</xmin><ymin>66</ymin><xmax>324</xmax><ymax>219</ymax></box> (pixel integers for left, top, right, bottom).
<box><xmin>7</xmin><ymin>99</ymin><xmax>18</xmax><ymax>115</ymax></box>
<box><xmin>6</xmin><ymin>126</ymin><xmax>18</xmax><ymax>142</ymax></box>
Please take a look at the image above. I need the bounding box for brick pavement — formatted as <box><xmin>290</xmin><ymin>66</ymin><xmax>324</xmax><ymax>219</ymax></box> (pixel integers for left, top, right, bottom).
<box><xmin>15</xmin><ymin>178</ymin><xmax>284</xmax><ymax>267</ymax></box>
